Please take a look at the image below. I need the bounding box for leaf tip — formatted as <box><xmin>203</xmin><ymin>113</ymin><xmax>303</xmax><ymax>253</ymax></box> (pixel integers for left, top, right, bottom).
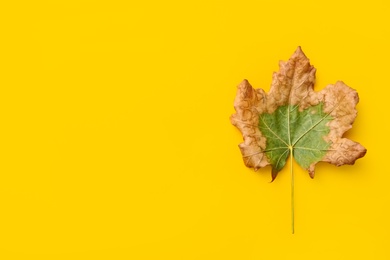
<box><xmin>271</xmin><ymin>169</ymin><xmax>279</xmax><ymax>182</ymax></box>
<box><xmin>292</xmin><ymin>46</ymin><xmax>308</xmax><ymax>59</ymax></box>
<box><xmin>308</xmin><ymin>165</ymin><xmax>316</xmax><ymax>178</ymax></box>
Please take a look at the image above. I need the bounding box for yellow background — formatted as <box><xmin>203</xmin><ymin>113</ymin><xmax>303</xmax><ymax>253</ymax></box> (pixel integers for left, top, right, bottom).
<box><xmin>0</xmin><ymin>0</ymin><xmax>388</xmax><ymax>259</ymax></box>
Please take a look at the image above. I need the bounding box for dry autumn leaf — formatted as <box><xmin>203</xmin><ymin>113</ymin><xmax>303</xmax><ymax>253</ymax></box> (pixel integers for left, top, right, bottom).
<box><xmin>231</xmin><ymin>47</ymin><xmax>366</xmax><ymax>180</ymax></box>
<box><xmin>230</xmin><ymin>47</ymin><xmax>366</xmax><ymax>233</ymax></box>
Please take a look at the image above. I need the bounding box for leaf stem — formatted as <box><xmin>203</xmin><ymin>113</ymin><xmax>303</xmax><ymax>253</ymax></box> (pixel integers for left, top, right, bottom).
<box><xmin>289</xmin><ymin>146</ymin><xmax>294</xmax><ymax>234</ymax></box>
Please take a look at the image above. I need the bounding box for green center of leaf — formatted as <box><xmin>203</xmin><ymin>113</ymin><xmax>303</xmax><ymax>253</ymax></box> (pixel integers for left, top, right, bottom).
<box><xmin>259</xmin><ymin>103</ymin><xmax>332</xmax><ymax>174</ymax></box>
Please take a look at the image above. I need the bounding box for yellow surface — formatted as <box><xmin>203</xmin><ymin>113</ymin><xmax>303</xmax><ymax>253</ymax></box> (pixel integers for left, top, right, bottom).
<box><xmin>0</xmin><ymin>0</ymin><xmax>388</xmax><ymax>259</ymax></box>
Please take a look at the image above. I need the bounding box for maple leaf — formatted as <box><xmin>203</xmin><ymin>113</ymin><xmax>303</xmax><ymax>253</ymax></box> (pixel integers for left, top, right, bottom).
<box><xmin>230</xmin><ymin>47</ymin><xmax>366</xmax><ymax>181</ymax></box>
